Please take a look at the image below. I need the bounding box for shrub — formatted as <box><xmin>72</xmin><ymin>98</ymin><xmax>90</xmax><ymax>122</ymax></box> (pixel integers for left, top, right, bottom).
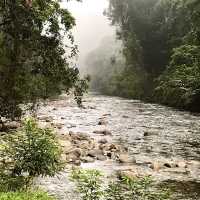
<box><xmin>71</xmin><ymin>169</ymin><xmax>170</xmax><ymax>200</ymax></box>
<box><xmin>0</xmin><ymin>191</ymin><xmax>55</xmax><ymax>200</ymax></box>
<box><xmin>0</xmin><ymin>118</ymin><xmax>63</xmax><ymax>191</ymax></box>
<box><xmin>106</xmin><ymin>176</ymin><xmax>170</xmax><ymax>200</ymax></box>
<box><xmin>71</xmin><ymin>169</ymin><xmax>103</xmax><ymax>200</ymax></box>
<box><xmin>0</xmin><ymin>174</ymin><xmax>30</xmax><ymax>192</ymax></box>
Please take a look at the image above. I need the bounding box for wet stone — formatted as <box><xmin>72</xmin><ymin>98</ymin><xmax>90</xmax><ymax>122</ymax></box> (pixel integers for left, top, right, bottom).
<box><xmin>93</xmin><ymin>130</ymin><xmax>112</xmax><ymax>136</ymax></box>
<box><xmin>118</xmin><ymin>154</ymin><xmax>136</xmax><ymax>164</ymax></box>
<box><xmin>98</xmin><ymin>138</ymin><xmax>108</xmax><ymax>144</ymax></box>
<box><xmin>81</xmin><ymin>156</ymin><xmax>95</xmax><ymax>163</ymax></box>
<box><xmin>98</xmin><ymin>118</ymin><xmax>107</xmax><ymax>125</ymax></box>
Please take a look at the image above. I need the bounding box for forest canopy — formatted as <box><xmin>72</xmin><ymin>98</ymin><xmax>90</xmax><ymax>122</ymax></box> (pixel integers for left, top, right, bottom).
<box><xmin>84</xmin><ymin>0</ymin><xmax>200</xmax><ymax>111</ymax></box>
<box><xmin>0</xmin><ymin>0</ymin><xmax>87</xmax><ymax>121</ymax></box>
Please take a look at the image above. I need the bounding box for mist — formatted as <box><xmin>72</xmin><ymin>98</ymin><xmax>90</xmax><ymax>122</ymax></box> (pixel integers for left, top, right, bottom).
<box><xmin>61</xmin><ymin>0</ymin><xmax>115</xmax><ymax>70</ymax></box>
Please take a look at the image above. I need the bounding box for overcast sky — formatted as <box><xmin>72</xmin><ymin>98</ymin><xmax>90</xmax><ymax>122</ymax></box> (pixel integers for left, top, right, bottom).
<box><xmin>61</xmin><ymin>0</ymin><xmax>115</xmax><ymax>69</ymax></box>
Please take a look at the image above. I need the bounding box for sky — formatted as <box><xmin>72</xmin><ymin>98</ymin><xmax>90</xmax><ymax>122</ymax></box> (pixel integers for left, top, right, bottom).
<box><xmin>61</xmin><ymin>0</ymin><xmax>115</xmax><ymax>69</ymax></box>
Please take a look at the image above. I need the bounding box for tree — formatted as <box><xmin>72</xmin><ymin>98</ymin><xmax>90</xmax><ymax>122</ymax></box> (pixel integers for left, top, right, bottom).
<box><xmin>0</xmin><ymin>0</ymin><xmax>87</xmax><ymax>121</ymax></box>
<box><xmin>155</xmin><ymin>45</ymin><xmax>200</xmax><ymax>111</ymax></box>
<box><xmin>107</xmin><ymin>0</ymin><xmax>200</xmax><ymax>111</ymax></box>
<box><xmin>0</xmin><ymin>118</ymin><xmax>63</xmax><ymax>191</ymax></box>
<box><xmin>185</xmin><ymin>0</ymin><xmax>200</xmax><ymax>44</ymax></box>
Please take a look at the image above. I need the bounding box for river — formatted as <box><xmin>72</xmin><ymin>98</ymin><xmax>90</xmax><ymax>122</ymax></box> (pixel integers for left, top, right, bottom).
<box><xmin>36</xmin><ymin>93</ymin><xmax>200</xmax><ymax>200</ymax></box>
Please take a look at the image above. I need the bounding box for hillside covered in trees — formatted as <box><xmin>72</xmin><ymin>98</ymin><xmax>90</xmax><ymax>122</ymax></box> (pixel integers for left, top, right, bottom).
<box><xmin>86</xmin><ymin>0</ymin><xmax>200</xmax><ymax>112</ymax></box>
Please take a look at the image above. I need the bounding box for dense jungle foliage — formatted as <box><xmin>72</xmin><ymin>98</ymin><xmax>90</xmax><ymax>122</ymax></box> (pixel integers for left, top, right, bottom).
<box><xmin>86</xmin><ymin>0</ymin><xmax>200</xmax><ymax>111</ymax></box>
<box><xmin>0</xmin><ymin>0</ymin><xmax>87</xmax><ymax>121</ymax></box>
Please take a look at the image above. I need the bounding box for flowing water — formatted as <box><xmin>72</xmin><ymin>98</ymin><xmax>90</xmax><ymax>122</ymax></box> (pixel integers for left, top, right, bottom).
<box><xmin>36</xmin><ymin>93</ymin><xmax>200</xmax><ymax>200</ymax></box>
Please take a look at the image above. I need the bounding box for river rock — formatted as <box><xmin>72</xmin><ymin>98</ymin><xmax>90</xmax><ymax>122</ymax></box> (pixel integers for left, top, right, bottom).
<box><xmin>163</xmin><ymin>162</ymin><xmax>176</xmax><ymax>168</ymax></box>
<box><xmin>99</xmin><ymin>143</ymin><xmax>123</xmax><ymax>155</ymax></box>
<box><xmin>98</xmin><ymin>138</ymin><xmax>108</xmax><ymax>144</ymax></box>
<box><xmin>78</xmin><ymin>140</ymin><xmax>93</xmax><ymax>150</ymax></box>
<box><xmin>144</xmin><ymin>131</ymin><xmax>150</xmax><ymax>137</ymax></box>
<box><xmin>117</xmin><ymin>170</ymin><xmax>138</xmax><ymax>179</ymax></box>
<box><xmin>87</xmin><ymin>149</ymin><xmax>103</xmax><ymax>158</ymax></box>
<box><xmin>39</xmin><ymin>116</ymin><xmax>53</xmax><ymax>122</ymax></box>
<box><xmin>93</xmin><ymin>130</ymin><xmax>112</xmax><ymax>136</ymax></box>
<box><xmin>66</xmin><ymin>154</ymin><xmax>79</xmax><ymax>164</ymax></box>
<box><xmin>53</xmin><ymin>123</ymin><xmax>63</xmax><ymax>129</ymax></box>
<box><xmin>66</xmin><ymin>148</ymin><xmax>83</xmax><ymax>164</ymax></box>
<box><xmin>102</xmin><ymin>113</ymin><xmax>111</xmax><ymax>117</ymax></box>
<box><xmin>97</xmin><ymin>155</ymin><xmax>107</xmax><ymax>161</ymax></box>
<box><xmin>150</xmin><ymin>162</ymin><xmax>162</xmax><ymax>171</ymax></box>
<box><xmin>81</xmin><ymin>156</ymin><xmax>95</xmax><ymax>163</ymax></box>
<box><xmin>4</xmin><ymin>121</ymin><xmax>21</xmax><ymax>129</ymax></box>
<box><xmin>98</xmin><ymin>118</ymin><xmax>107</xmax><ymax>125</ymax></box>
<box><xmin>70</xmin><ymin>148</ymin><xmax>82</xmax><ymax>157</ymax></box>
<box><xmin>61</xmin><ymin>154</ymin><xmax>67</xmax><ymax>161</ymax></box>
<box><xmin>88</xmin><ymin>106</ymin><xmax>96</xmax><ymax>109</ymax></box>
<box><xmin>59</xmin><ymin>140</ymin><xmax>72</xmax><ymax>153</ymax></box>
<box><xmin>144</xmin><ymin>131</ymin><xmax>158</xmax><ymax>137</ymax></box>
<box><xmin>0</xmin><ymin>132</ymin><xmax>6</xmax><ymax>136</ymax></box>
<box><xmin>177</xmin><ymin>161</ymin><xmax>188</xmax><ymax>168</ymax></box>
<box><xmin>0</xmin><ymin>124</ymin><xmax>4</xmax><ymax>131</ymax></box>
<box><xmin>118</xmin><ymin>154</ymin><xmax>136</xmax><ymax>164</ymax></box>
<box><xmin>69</xmin><ymin>132</ymin><xmax>90</xmax><ymax>141</ymax></box>
<box><xmin>109</xmin><ymin>144</ymin><xmax>120</xmax><ymax>152</ymax></box>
